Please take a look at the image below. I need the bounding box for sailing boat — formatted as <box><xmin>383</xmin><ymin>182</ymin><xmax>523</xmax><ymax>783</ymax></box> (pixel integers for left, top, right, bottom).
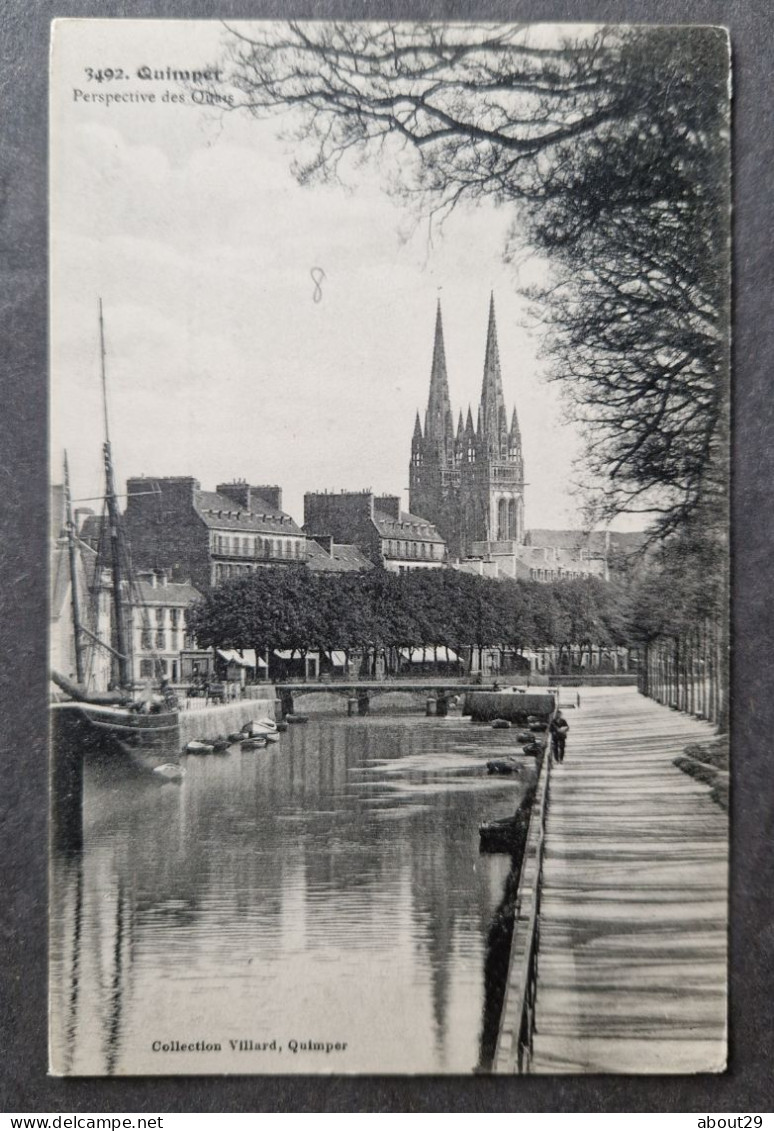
<box><xmin>50</xmin><ymin>301</ymin><xmax>180</xmax><ymax>766</ymax></box>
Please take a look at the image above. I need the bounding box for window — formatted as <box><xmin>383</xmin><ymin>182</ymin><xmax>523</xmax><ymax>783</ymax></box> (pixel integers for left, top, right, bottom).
<box><xmin>498</xmin><ymin>498</ymin><xmax>507</xmax><ymax>540</ymax></box>
<box><xmin>170</xmin><ymin>609</ymin><xmax>179</xmax><ymax>629</ymax></box>
<box><xmin>155</xmin><ymin>608</ymin><xmax>164</xmax><ymax>625</ymax></box>
<box><xmin>156</xmin><ymin>629</ymin><xmax>165</xmax><ymax>649</ymax></box>
<box><xmin>140</xmin><ymin>629</ymin><xmax>152</xmax><ymax>651</ymax></box>
<box><xmin>140</xmin><ymin>659</ymin><xmax>153</xmax><ymax>678</ymax></box>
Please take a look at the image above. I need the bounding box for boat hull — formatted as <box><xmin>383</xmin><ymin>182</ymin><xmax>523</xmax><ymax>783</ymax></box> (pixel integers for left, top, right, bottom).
<box><xmin>51</xmin><ymin>701</ymin><xmax>180</xmax><ymax>770</ymax></box>
<box><xmin>479</xmin><ymin>812</ymin><xmax>529</xmax><ymax>855</ymax></box>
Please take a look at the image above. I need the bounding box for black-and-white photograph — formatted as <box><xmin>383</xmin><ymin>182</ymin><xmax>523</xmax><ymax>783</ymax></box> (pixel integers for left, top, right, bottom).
<box><xmin>49</xmin><ymin>19</ymin><xmax>729</xmax><ymax>1076</ymax></box>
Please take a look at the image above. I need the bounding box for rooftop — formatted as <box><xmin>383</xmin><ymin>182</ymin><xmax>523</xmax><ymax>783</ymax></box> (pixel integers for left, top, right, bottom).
<box><xmin>373</xmin><ymin>509</ymin><xmax>445</xmax><ymax>543</ymax></box>
<box><xmin>306</xmin><ymin>541</ymin><xmax>373</xmax><ymax>573</ymax></box>
<box><xmin>134</xmin><ymin>578</ymin><xmax>202</xmax><ymax>606</ymax></box>
<box><xmin>195</xmin><ymin>490</ymin><xmax>301</xmax><ymax>535</ymax></box>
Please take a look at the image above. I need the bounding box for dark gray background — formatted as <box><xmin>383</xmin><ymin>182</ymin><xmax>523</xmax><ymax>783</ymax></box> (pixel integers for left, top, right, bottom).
<box><xmin>1</xmin><ymin>0</ymin><xmax>771</xmax><ymax>1113</ymax></box>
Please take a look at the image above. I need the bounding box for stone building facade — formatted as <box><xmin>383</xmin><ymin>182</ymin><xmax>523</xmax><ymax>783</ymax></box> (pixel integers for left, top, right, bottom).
<box><xmin>131</xmin><ymin>571</ymin><xmax>202</xmax><ymax>683</ymax></box>
<box><xmin>304</xmin><ymin>491</ymin><xmax>446</xmax><ymax>573</ymax></box>
<box><xmin>124</xmin><ymin>476</ymin><xmax>307</xmax><ymax>592</ymax></box>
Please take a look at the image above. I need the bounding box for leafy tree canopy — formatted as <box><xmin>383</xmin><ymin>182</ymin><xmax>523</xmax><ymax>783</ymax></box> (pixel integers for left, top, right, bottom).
<box><xmin>222</xmin><ymin>22</ymin><xmax>729</xmax><ymax>537</ymax></box>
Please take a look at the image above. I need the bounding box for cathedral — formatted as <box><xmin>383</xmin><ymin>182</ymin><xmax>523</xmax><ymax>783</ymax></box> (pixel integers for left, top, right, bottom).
<box><xmin>409</xmin><ymin>295</ymin><xmax>525</xmax><ymax>560</ymax></box>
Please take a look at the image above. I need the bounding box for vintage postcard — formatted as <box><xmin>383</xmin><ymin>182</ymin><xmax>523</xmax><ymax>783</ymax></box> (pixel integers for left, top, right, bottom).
<box><xmin>49</xmin><ymin>20</ymin><xmax>730</xmax><ymax>1075</ymax></box>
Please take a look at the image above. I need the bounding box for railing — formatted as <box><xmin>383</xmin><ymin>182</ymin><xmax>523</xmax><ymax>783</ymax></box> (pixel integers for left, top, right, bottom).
<box><xmin>492</xmin><ymin>743</ymin><xmax>552</xmax><ymax>1073</ymax></box>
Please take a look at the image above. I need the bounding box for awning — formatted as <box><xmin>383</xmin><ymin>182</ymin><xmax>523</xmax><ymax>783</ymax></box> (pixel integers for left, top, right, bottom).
<box><xmin>217</xmin><ymin>648</ymin><xmax>265</xmax><ymax>668</ymax></box>
<box><xmin>274</xmin><ymin>650</ymin><xmax>320</xmax><ymax>661</ymax></box>
<box><xmin>399</xmin><ymin>647</ymin><xmax>460</xmax><ymax>663</ymax></box>
<box><xmin>328</xmin><ymin>650</ymin><xmax>347</xmax><ymax>667</ymax></box>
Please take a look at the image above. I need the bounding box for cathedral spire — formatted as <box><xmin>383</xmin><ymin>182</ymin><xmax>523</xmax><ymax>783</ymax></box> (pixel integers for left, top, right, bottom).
<box><xmin>413</xmin><ymin>411</ymin><xmax>423</xmax><ymax>441</ymax></box>
<box><xmin>509</xmin><ymin>406</ymin><xmax>521</xmax><ymax>443</ymax></box>
<box><xmin>424</xmin><ymin>300</ymin><xmax>453</xmax><ymax>452</ymax></box>
<box><xmin>479</xmin><ymin>293</ymin><xmax>508</xmax><ymax>457</ymax></box>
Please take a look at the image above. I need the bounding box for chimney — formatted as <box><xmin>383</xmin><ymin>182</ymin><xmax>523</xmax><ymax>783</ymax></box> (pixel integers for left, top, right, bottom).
<box><xmin>376</xmin><ymin>495</ymin><xmax>401</xmax><ymax>520</ymax></box>
<box><xmin>127</xmin><ymin>476</ymin><xmax>199</xmax><ymax>512</ymax></box>
<box><xmin>253</xmin><ymin>485</ymin><xmax>283</xmax><ymax>512</ymax></box>
<box><xmin>217</xmin><ymin>482</ymin><xmax>252</xmax><ymax>511</ymax></box>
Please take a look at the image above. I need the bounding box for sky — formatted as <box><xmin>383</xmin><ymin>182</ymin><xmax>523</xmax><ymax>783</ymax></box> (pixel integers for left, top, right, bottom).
<box><xmin>50</xmin><ymin>20</ymin><xmax>641</xmax><ymax>533</ymax></box>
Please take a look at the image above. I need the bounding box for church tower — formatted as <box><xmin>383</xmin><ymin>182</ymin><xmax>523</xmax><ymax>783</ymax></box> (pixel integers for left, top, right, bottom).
<box><xmin>409</xmin><ymin>295</ymin><xmax>525</xmax><ymax>560</ymax></box>
<box><xmin>459</xmin><ymin>294</ymin><xmax>525</xmax><ymax>555</ymax></box>
<box><xmin>409</xmin><ymin>301</ymin><xmax>462</xmax><ymax>556</ymax></box>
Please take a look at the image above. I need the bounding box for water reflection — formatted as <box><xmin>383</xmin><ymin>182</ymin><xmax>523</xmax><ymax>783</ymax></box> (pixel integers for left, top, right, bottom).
<box><xmin>50</xmin><ymin>716</ymin><xmax>530</xmax><ymax>1074</ymax></box>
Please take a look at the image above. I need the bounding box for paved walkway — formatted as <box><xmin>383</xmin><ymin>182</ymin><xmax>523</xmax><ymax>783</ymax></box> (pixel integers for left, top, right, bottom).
<box><xmin>529</xmin><ymin>689</ymin><xmax>728</xmax><ymax>1074</ymax></box>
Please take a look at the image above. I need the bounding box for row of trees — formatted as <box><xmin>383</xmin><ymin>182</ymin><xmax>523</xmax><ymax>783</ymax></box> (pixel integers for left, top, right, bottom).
<box><xmin>214</xmin><ymin>24</ymin><xmax>729</xmax><ymax>725</ymax></box>
<box><xmin>629</xmin><ymin>520</ymin><xmax>727</xmax><ymax>728</ymax></box>
<box><xmin>187</xmin><ymin>565</ymin><xmax>634</xmax><ymax>676</ymax></box>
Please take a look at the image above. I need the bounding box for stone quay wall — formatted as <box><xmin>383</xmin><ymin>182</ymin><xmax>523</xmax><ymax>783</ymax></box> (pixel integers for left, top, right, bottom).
<box><xmin>178</xmin><ymin>696</ymin><xmax>279</xmax><ymax>747</ymax></box>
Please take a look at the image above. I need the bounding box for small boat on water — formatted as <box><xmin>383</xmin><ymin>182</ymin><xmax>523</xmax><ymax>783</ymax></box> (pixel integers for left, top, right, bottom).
<box><xmin>242</xmin><ymin>717</ymin><xmax>279</xmax><ymax>736</ymax></box>
<box><xmin>153</xmin><ymin>763</ymin><xmax>185</xmax><ymax>783</ymax></box>
<box><xmin>486</xmin><ymin>758</ymin><xmax>521</xmax><ymax>775</ymax></box>
<box><xmin>184</xmin><ymin>741</ymin><xmax>214</xmax><ymax>755</ymax></box>
<box><xmin>241</xmin><ymin>737</ymin><xmax>268</xmax><ymax>751</ymax></box>
<box><xmin>479</xmin><ymin>814</ymin><xmax>527</xmax><ymax>854</ymax></box>
<box><xmin>491</xmin><ymin>718</ymin><xmax>511</xmax><ymax>730</ymax></box>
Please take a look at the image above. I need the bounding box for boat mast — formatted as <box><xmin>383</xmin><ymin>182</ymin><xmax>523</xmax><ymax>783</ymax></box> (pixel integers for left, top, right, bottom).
<box><xmin>63</xmin><ymin>451</ymin><xmax>85</xmax><ymax>684</ymax></box>
<box><xmin>99</xmin><ymin>298</ymin><xmax>131</xmax><ymax>688</ymax></box>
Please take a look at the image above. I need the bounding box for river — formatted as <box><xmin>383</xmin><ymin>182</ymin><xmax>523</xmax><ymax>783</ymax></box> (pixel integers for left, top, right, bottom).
<box><xmin>49</xmin><ymin>710</ymin><xmax>535</xmax><ymax>1075</ymax></box>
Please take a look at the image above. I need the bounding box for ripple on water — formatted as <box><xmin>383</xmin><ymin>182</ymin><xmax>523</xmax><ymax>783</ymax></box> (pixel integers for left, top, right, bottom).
<box><xmin>51</xmin><ymin>715</ymin><xmax>527</xmax><ymax>1075</ymax></box>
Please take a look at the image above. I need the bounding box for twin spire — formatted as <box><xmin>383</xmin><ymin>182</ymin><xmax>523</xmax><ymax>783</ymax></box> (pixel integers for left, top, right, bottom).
<box><xmin>422</xmin><ymin>300</ymin><xmax>455</xmax><ymax>461</ymax></box>
<box><xmin>413</xmin><ymin>293</ymin><xmax>521</xmax><ymax>463</ymax></box>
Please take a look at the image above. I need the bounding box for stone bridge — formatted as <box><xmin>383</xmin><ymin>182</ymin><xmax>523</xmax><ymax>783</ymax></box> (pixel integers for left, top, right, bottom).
<box><xmin>277</xmin><ymin>681</ymin><xmax>483</xmax><ymax>717</ymax></box>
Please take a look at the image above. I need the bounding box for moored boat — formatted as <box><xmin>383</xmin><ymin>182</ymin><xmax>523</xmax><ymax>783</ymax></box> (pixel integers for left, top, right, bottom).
<box><xmin>50</xmin><ymin>303</ymin><xmax>180</xmax><ymax>770</ymax></box>
<box><xmin>52</xmin><ymin>698</ymin><xmax>180</xmax><ymax>769</ymax></box>
<box><xmin>184</xmin><ymin>741</ymin><xmax>215</xmax><ymax>755</ymax></box>
<box><xmin>153</xmin><ymin>762</ymin><xmax>185</xmax><ymax>783</ymax></box>
<box><xmin>241</xmin><ymin>736</ymin><xmax>268</xmax><ymax>751</ymax></box>
<box><xmin>486</xmin><ymin>758</ymin><xmax>521</xmax><ymax>775</ymax></box>
<box><xmin>479</xmin><ymin>815</ymin><xmax>525</xmax><ymax>854</ymax></box>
